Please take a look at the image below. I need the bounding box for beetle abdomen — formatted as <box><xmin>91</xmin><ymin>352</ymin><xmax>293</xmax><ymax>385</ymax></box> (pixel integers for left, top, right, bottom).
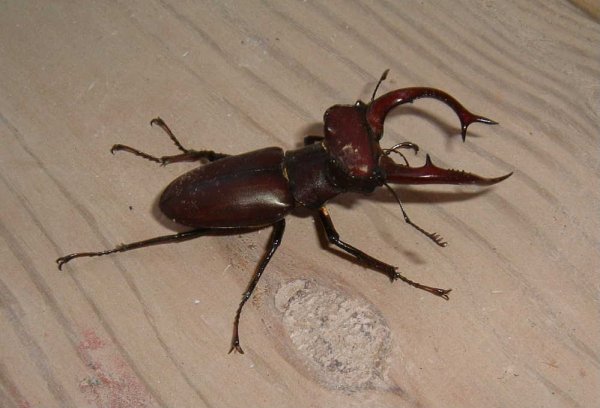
<box><xmin>159</xmin><ymin>147</ymin><xmax>294</xmax><ymax>228</ymax></box>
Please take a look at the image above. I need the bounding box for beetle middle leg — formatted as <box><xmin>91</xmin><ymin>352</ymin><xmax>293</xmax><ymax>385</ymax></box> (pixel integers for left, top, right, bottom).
<box><xmin>317</xmin><ymin>207</ymin><xmax>451</xmax><ymax>299</ymax></box>
<box><xmin>229</xmin><ymin>219</ymin><xmax>285</xmax><ymax>354</ymax></box>
<box><xmin>111</xmin><ymin>117</ymin><xmax>229</xmax><ymax>165</ymax></box>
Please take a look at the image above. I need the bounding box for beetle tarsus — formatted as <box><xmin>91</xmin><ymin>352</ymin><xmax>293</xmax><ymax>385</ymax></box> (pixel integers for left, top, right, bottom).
<box><xmin>111</xmin><ymin>144</ymin><xmax>162</xmax><ymax>163</ymax></box>
<box><xmin>111</xmin><ymin>119</ymin><xmax>229</xmax><ymax>166</ymax></box>
<box><xmin>56</xmin><ymin>229</ymin><xmax>210</xmax><ymax>270</ymax></box>
<box><xmin>383</xmin><ymin>183</ymin><xmax>448</xmax><ymax>247</ymax></box>
<box><xmin>56</xmin><ymin>246</ymin><xmax>131</xmax><ymax>270</ymax></box>
<box><xmin>150</xmin><ymin>117</ymin><xmax>188</xmax><ymax>153</ymax></box>
<box><xmin>148</xmin><ymin>118</ymin><xmax>229</xmax><ymax>162</ymax></box>
<box><xmin>391</xmin><ymin>271</ymin><xmax>451</xmax><ymax>300</ymax></box>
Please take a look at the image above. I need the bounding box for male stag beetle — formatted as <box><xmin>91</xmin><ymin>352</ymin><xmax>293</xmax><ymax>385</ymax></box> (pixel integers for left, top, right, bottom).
<box><xmin>57</xmin><ymin>70</ymin><xmax>511</xmax><ymax>353</ymax></box>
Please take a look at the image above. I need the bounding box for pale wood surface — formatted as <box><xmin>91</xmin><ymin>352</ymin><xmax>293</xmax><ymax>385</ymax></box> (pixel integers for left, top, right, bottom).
<box><xmin>1</xmin><ymin>1</ymin><xmax>599</xmax><ymax>407</ymax></box>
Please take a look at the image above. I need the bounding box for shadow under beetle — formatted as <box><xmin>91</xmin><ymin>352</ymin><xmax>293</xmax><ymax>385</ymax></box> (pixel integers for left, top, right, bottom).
<box><xmin>57</xmin><ymin>71</ymin><xmax>511</xmax><ymax>353</ymax></box>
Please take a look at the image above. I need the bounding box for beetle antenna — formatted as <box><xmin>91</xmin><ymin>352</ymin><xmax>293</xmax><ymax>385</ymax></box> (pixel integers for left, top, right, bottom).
<box><xmin>371</xmin><ymin>69</ymin><xmax>390</xmax><ymax>101</ymax></box>
<box><xmin>383</xmin><ymin>183</ymin><xmax>448</xmax><ymax>247</ymax></box>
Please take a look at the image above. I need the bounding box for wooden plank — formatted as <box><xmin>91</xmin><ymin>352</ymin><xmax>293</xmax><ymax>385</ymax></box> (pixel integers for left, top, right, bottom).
<box><xmin>1</xmin><ymin>1</ymin><xmax>598</xmax><ymax>406</ymax></box>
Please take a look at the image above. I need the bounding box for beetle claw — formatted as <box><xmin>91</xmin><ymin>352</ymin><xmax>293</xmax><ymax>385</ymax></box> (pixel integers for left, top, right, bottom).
<box><xmin>150</xmin><ymin>117</ymin><xmax>163</xmax><ymax>127</ymax></box>
<box><xmin>434</xmin><ymin>288</ymin><xmax>452</xmax><ymax>300</ymax></box>
<box><xmin>228</xmin><ymin>340</ymin><xmax>245</xmax><ymax>354</ymax></box>
<box><xmin>56</xmin><ymin>257</ymin><xmax>68</xmax><ymax>270</ymax></box>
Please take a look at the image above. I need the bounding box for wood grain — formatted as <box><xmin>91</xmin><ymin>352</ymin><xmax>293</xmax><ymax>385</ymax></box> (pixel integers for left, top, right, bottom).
<box><xmin>1</xmin><ymin>1</ymin><xmax>598</xmax><ymax>407</ymax></box>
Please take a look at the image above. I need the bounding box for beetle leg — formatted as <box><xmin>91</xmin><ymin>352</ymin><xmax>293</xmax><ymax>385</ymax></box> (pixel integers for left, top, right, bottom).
<box><xmin>110</xmin><ymin>144</ymin><xmax>229</xmax><ymax>165</ymax></box>
<box><xmin>149</xmin><ymin>117</ymin><xmax>189</xmax><ymax>153</ymax></box>
<box><xmin>56</xmin><ymin>228</ymin><xmax>211</xmax><ymax>270</ymax></box>
<box><xmin>148</xmin><ymin>117</ymin><xmax>230</xmax><ymax>160</ymax></box>
<box><xmin>317</xmin><ymin>207</ymin><xmax>450</xmax><ymax>299</ymax></box>
<box><xmin>110</xmin><ymin>117</ymin><xmax>228</xmax><ymax>165</ymax></box>
<box><xmin>318</xmin><ymin>207</ymin><xmax>397</xmax><ymax>279</ymax></box>
<box><xmin>229</xmin><ymin>220</ymin><xmax>285</xmax><ymax>354</ymax></box>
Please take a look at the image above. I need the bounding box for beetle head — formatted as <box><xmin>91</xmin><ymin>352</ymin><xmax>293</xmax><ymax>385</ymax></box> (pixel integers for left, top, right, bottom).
<box><xmin>323</xmin><ymin>101</ymin><xmax>384</xmax><ymax>193</ymax></box>
<box><xmin>322</xmin><ymin>71</ymin><xmax>510</xmax><ymax>193</ymax></box>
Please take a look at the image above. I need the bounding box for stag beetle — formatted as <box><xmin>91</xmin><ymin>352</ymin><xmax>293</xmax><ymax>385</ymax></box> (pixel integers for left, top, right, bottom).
<box><xmin>57</xmin><ymin>70</ymin><xmax>511</xmax><ymax>353</ymax></box>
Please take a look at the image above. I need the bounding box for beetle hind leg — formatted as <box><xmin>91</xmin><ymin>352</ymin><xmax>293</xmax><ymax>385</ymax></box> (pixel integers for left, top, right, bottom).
<box><xmin>229</xmin><ymin>220</ymin><xmax>286</xmax><ymax>354</ymax></box>
<box><xmin>110</xmin><ymin>117</ymin><xmax>229</xmax><ymax>165</ymax></box>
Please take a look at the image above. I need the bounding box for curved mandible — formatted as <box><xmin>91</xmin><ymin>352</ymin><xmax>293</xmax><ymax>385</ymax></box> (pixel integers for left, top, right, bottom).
<box><xmin>380</xmin><ymin>154</ymin><xmax>512</xmax><ymax>186</ymax></box>
<box><xmin>366</xmin><ymin>87</ymin><xmax>497</xmax><ymax>141</ymax></box>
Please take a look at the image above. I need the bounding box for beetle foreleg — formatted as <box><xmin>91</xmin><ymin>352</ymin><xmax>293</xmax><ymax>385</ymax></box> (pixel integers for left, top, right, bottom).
<box><xmin>56</xmin><ymin>229</ymin><xmax>211</xmax><ymax>270</ymax></box>
<box><xmin>317</xmin><ymin>207</ymin><xmax>451</xmax><ymax>299</ymax></box>
<box><xmin>229</xmin><ymin>220</ymin><xmax>285</xmax><ymax>354</ymax></box>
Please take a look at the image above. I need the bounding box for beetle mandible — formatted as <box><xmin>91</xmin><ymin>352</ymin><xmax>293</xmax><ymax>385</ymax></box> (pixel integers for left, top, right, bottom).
<box><xmin>57</xmin><ymin>70</ymin><xmax>511</xmax><ymax>353</ymax></box>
